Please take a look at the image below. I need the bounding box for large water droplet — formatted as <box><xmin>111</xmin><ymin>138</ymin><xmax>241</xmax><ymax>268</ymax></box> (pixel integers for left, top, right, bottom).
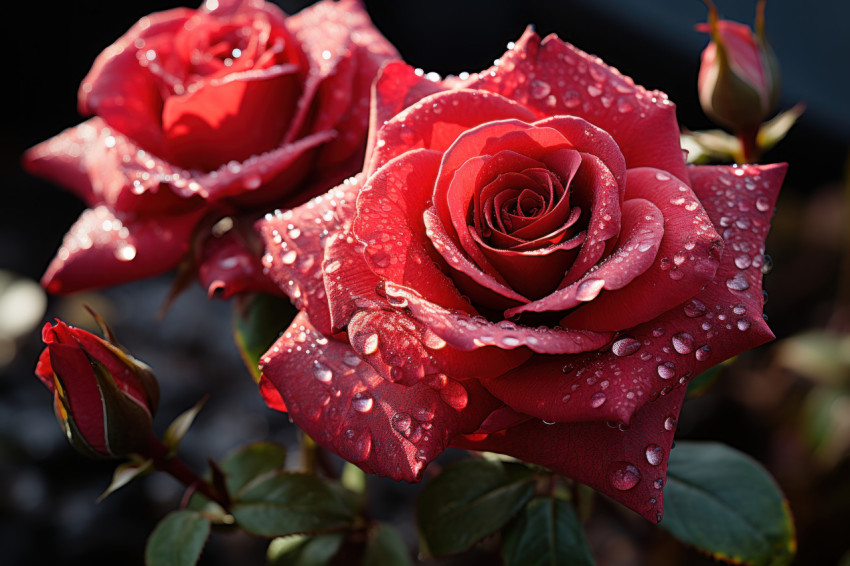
<box><xmin>664</xmin><ymin>416</ymin><xmax>677</xmax><ymax>431</ymax></box>
<box><xmin>671</xmin><ymin>332</ymin><xmax>695</xmax><ymax>355</ymax></box>
<box><xmin>737</xmin><ymin>318</ymin><xmax>751</xmax><ymax>331</ymax></box>
<box><xmin>341</xmin><ymin>429</ymin><xmax>372</xmax><ymax>462</ymax></box>
<box><xmin>590</xmin><ymin>392</ymin><xmax>607</xmax><ymax>408</ymax></box>
<box><xmin>361</xmin><ymin>333</ymin><xmax>379</xmax><ymax>355</ymax></box>
<box><xmin>576</xmin><ymin>278</ymin><xmax>605</xmax><ymax>301</ymax></box>
<box><xmin>312</xmin><ymin>361</ymin><xmax>333</xmax><ymax>383</ymax></box>
<box><xmin>684</xmin><ymin>299</ymin><xmax>707</xmax><ymax>318</ymax></box>
<box><xmin>657</xmin><ymin>362</ymin><xmax>676</xmax><ymax>380</ymax></box>
<box><xmin>529</xmin><ymin>79</ymin><xmax>551</xmax><ymax>99</ymax></box>
<box><xmin>645</xmin><ymin>444</ymin><xmax>663</xmax><ymax>466</ymax></box>
<box><xmin>695</xmin><ymin>345</ymin><xmax>711</xmax><ymax>362</ymax></box>
<box><xmin>609</xmin><ymin>462</ymin><xmax>641</xmax><ymax>490</ymax></box>
<box><xmin>391</xmin><ymin>412</ymin><xmax>412</xmax><ymax>436</ymax></box>
<box><xmin>114</xmin><ymin>243</ymin><xmax>137</xmax><ymax>261</ymax></box>
<box><xmin>282</xmin><ymin>250</ymin><xmax>297</xmax><ymax>264</ymax></box>
<box><xmin>612</xmin><ymin>337</ymin><xmax>641</xmax><ymax>357</ymax></box>
<box><xmin>755</xmin><ymin>196</ymin><xmax>771</xmax><ymax>212</ymax></box>
<box><xmin>352</xmin><ymin>391</ymin><xmax>373</xmax><ymax>412</ymax></box>
<box><xmin>726</xmin><ymin>274</ymin><xmax>750</xmax><ymax>291</ymax></box>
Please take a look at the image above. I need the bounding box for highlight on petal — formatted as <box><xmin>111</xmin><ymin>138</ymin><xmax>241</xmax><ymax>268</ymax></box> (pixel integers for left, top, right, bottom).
<box><xmin>463</xmin><ymin>28</ymin><xmax>689</xmax><ymax>183</ymax></box>
<box><xmin>453</xmin><ymin>385</ymin><xmax>687</xmax><ymax>523</ymax></box>
<box><xmin>258</xmin><ymin>312</ymin><xmax>500</xmax><ymax>481</ymax></box>
<box><xmin>42</xmin><ymin>206</ymin><xmax>205</xmax><ymax>294</ymax></box>
<box><xmin>257</xmin><ymin>175</ymin><xmax>362</xmax><ymax>335</ymax></box>
<box><xmin>383</xmin><ymin>282</ymin><xmax>612</xmax><ymax>356</ymax></box>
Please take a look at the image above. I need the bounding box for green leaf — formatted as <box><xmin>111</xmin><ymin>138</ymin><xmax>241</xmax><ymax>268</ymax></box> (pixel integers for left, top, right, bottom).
<box><xmin>757</xmin><ymin>104</ymin><xmax>805</xmax><ymax>154</ymax></box>
<box><xmin>98</xmin><ymin>457</ymin><xmax>153</xmax><ymax>502</ymax></box>
<box><xmin>266</xmin><ymin>533</ymin><xmax>345</xmax><ymax>566</ymax></box>
<box><xmin>145</xmin><ymin>510</ymin><xmax>211</xmax><ymax>566</ymax></box>
<box><xmin>364</xmin><ymin>523</ymin><xmax>412</xmax><ymax>566</ymax></box>
<box><xmin>661</xmin><ymin>441</ymin><xmax>796</xmax><ymax>566</ymax></box>
<box><xmin>163</xmin><ymin>396</ymin><xmax>208</xmax><ymax>455</ymax></box>
<box><xmin>232</xmin><ymin>472</ymin><xmax>353</xmax><ymax>537</ymax></box>
<box><xmin>502</xmin><ymin>497</ymin><xmax>595</xmax><ymax>566</ymax></box>
<box><xmin>233</xmin><ymin>293</ymin><xmax>297</xmax><ymax>382</ymax></box>
<box><xmin>417</xmin><ymin>459</ymin><xmax>536</xmax><ymax>557</ymax></box>
<box><xmin>341</xmin><ymin>462</ymin><xmax>367</xmax><ymax>495</ymax></box>
<box><xmin>220</xmin><ymin>441</ymin><xmax>287</xmax><ymax>498</ymax></box>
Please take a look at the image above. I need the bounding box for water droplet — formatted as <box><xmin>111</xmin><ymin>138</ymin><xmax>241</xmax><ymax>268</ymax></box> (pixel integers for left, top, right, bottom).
<box><xmin>561</xmin><ymin>393</ymin><xmax>571</xmax><ymax>403</ymax></box>
<box><xmin>655</xmin><ymin>172</ymin><xmax>671</xmax><ymax>182</ymax></box>
<box><xmin>684</xmin><ymin>299</ymin><xmax>707</xmax><ymax>318</ymax></box>
<box><xmin>612</xmin><ymin>337</ymin><xmax>641</xmax><ymax>357</ymax></box>
<box><xmin>361</xmin><ymin>333</ymin><xmax>379</xmax><ymax>355</ymax></box>
<box><xmin>392</xmin><ymin>412</ymin><xmax>412</xmax><ymax>436</ymax></box>
<box><xmin>352</xmin><ymin>391</ymin><xmax>373</xmax><ymax>412</ymax></box>
<box><xmin>282</xmin><ymin>250</ymin><xmax>297</xmax><ymax>264</ymax></box>
<box><xmin>645</xmin><ymin>444</ymin><xmax>663</xmax><ymax>466</ymax></box>
<box><xmin>590</xmin><ymin>392</ymin><xmax>607</xmax><ymax>408</ymax></box>
<box><xmin>726</xmin><ymin>274</ymin><xmax>750</xmax><ymax>291</ymax></box>
<box><xmin>341</xmin><ymin>429</ymin><xmax>371</xmax><ymax>462</ymax></box>
<box><xmin>576</xmin><ymin>278</ymin><xmax>605</xmax><ymax>301</ymax></box>
<box><xmin>653</xmin><ymin>478</ymin><xmax>664</xmax><ymax>489</ymax></box>
<box><xmin>755</xmin><ymin>196</ymin><xmax>771</xmax><ymax>212</ymax></box>
<box><xmin>761</xmin><ymin>254</ymin><xmax>773</xmax><ymax>275</ymax></box>
<box><xmin>737</xmin><ymin>318</ymin><xmax>751</xmax><ymax>331</ymax></box>
<box><xmin>657</xmin><ymin>362</ymin><xmax>676</xmax><ymax>380</ymax></box>
<box><xmin>501</xmin><ymin>336</ymin><xmax>521</xmax><ymax>347</ymax></box>
<box><xmin>671</xmin><ymin>332</ymin><xmax>694</xmax><ymax>355</ymax></box>
<box><xmin>609</xmin><ymin>462</ymin><xmax>641</xmax><ymax>490</ymax></box>
<box><xmin>114</xmin><ymin>243</ymin><xmax>136</xmax><ymax>261</ymax></box>
<box><xmin>312</xmin><ymin>361</ymin><xmax>333</xmax><ymax>383</ymax></box>
<box><xmin>663</xmin><ymin>416</ymin><xmax>677</xmax><ymax>431</ymax></box>
<box><xmin>243</xmin><ymin>174</ymin><xmax>262</xmax><ymax>189</ymax></box>
<box><xmin>529</xmin><ymin>79</ymin><xmax>551</xmax><ymax>99</ymax></box>
<box><xmin>440</xmin><ymin>381</ymin><xmax>468</xmax><ymax>409</ymax></box>
<box><xmin>652</xmin><ymin>327</ymin><xmax>665</xmax><ymax>337</ymax></box>
<box><xmin>734</xmin><ymin>255</ymin><xmax>752</xmax><ymax>270</ymax></box>
<box><xmin>695</xmin><ymin>345</ymin><xmax>711</xmax><ymax>361</ymax></box>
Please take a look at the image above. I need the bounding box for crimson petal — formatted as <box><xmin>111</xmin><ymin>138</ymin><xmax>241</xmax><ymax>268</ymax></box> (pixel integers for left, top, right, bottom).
<box><xmin>259</xmin><ymin>312</ymin><xmax>500</xmax><ymax>481</ymax></box>
<box><xmin>257</xmin><ymin>176</ymin><xmax>362</xmax><ymax>335</ymax></box>
<box><xmin>462</xmin><ymin>29</ymin><xmax>689</xmax><ymax>184</ymax></box>
<box><xmin>453</xmin><ymin>385</ymin><xmax>687</xmax><ymax>523</ymax></box>
<box><xmin>42</xmin><ymin>206</ymin><xmax>205</xmax><ymax>294</ymax></box>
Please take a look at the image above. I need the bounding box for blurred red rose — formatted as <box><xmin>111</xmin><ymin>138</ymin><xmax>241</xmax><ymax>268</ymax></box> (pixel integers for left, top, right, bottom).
<box><xmin>36</xmin><ymin>317</ymin><xmax>159</xmax><ymax>459</ymax></box>
<box><xmin>25</xmin><ymin>0</ymin><xmax>398</xmax><ymax>297</ymax></box>
<box><xmin>256</xmin><ymin>29</ymin><xmax>785</xmax><ymax>522</ymax></box>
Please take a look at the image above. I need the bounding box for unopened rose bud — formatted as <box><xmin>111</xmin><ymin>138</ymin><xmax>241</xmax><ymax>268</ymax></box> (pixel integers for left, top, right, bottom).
<box><xmin>35</xmin><ymin>317</ymin><xmax>159</xmax><ymax>459</ymax></box>
<box><xmin>697</xmin><ymin>0</ymin><xmax>779</xmax><ymax>133</ymax></box>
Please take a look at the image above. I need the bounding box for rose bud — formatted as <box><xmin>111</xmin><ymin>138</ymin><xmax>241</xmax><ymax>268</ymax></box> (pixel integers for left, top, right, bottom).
<box><xmin>256</xmin><ymin>27</ymin><xmax>785</xmax><ymax>524</ymax></box>
<box><xmin>697</xmin><ymin>0</ymin><xmax>779</xmax><ymax>134</ymax></box>
<box><xmin>24</xmin><ymin>0</ymin><xmax>398</xmax><ymax>298</ymax></box>
<box><xmin>35</xmin><ymin>318</ymin><xmax>159</xmax><ymax>459</ymax></box>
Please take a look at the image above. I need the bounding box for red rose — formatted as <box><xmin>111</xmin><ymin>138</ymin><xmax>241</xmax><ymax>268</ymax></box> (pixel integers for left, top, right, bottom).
<box><xmin>256</xmin><ymin>29</ymin><xmax>785</xmax><ymax>522</ymax></box>
<box><xmin>25</xmin><ymin>0</ymin><xmax>398</xmax><ymax>297</ymax></box>
<box><xmin>36</xmin><ymin>317</ymin><xmax>159</xmax><ymax>459</ymax></box>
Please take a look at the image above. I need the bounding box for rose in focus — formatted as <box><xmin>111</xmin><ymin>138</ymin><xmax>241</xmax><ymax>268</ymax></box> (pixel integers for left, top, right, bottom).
<box><xmin>36</xmin><ymin>316</ymin><xmax>159</xmax><ymax>459</ymax></box>
<box><xmin>257</xmin><ymin>30</ymin><xmax>785</xmax><ymax>521</ymax></box>
<box><xmin>25</xmin><ymin>0</ymin><xmax>397</xmax><ymax>296</ymax></box>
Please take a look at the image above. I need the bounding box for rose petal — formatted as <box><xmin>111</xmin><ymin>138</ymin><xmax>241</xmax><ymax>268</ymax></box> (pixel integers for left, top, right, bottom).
<box><xmin>257</xmin><ymin>175</ymin><xmax>362</xmax><ymax>335</ymax></box>
<box><xmin>463</xmin><ymin>29</ymin><xmax>689</xmax><ymax>184</ymax></box>
<box><xmin>198</xmin><ymin>228</ymin><xmax>282</xmax><ymax>300</ymax></box>
<box><xmin>42</xmin><ymin>205</ymin><xmax>205</xmax><ymax>294</ymax></box>
<box><xmin>384</xmin><ymin>282</ymin><xmax>611</xmax><ymax>356</ymax></box>
<box><xmin>453</xmin><ymin>385</ymin><xmax>687</xmax><ymax>523</ymax></box>
<box><xmin>556</xmin><ymin>168</ymin><xmax>723</xmax><ymax>330</ymax></box>
<box><xmin>354</xmin><ymin>149</ymin><xmax>474</xmax><ymax>314</ymax></box>
<box><xmin>481</xmin><ymin>165</ymin><xmax>783</xmax><ymax>427</ymax></box>
<box><xmin>79</xmin><ymin>8</ymin><xmax>194</xmax><ymax>156</ymax></box>
<box><xmin>505</xmin><ymin>196</ymin><xmax>663</xmax><ymax>317</ymax></box>
<box><xmin>258</xmin><ymin>312</ymin><xmax>500</xmax><ymax>481</ymax></box>
<box><xmin>368</xmin><ymin>89</ymin><xmax>538</xmax><ymax>179</ymax></box>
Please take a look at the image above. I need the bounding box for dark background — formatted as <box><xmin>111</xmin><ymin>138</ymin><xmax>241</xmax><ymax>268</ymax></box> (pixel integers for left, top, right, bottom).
<box><xmin>2</xmin><ymin>1</ymin><xmax>848</xmax><ymax>565</ymax></box>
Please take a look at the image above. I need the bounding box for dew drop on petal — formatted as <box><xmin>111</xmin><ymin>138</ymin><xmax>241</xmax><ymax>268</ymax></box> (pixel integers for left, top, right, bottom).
<box><xmin>529</xmin><ymin>79</ymin><xmax>551</xmax><ymax>99</ymax></box>
<box><xmin>590</xmin><ymin>392</ymin><xmax>607</xmax><ymax>408</ymax></box>
<box><xmin>114</xmin><ymin>243</ymin><xmax>137</xmax><ymax>261</ymax></box>
<box><xmin>653</xmin><ymin>478</ymin><xmax>665</xmax><ymax>489</ymax></box>
<box><xmin>657</xmin><ymin>362</ymin><xmax>676</xmax><ymax>380</ymax></box>
<box><xmin>352</xmin><ymin>391</ymin><xmax>373</xmax><ymax>412</ymax></box>
<box><xmin>737</xmin><ymin>318</ymin><xmax>751</xmax><ymax>331</ymax></box>
<box><xmin>645</xmin><ymin>444</ymin><xmax>663</xmax><ymax>466</ymax></box>
<box><xmin>726</xmin><ymin>273</ymin><xmax>750</xmax><ymax>291</ymax></box>
<box><xmin>361</xmin><ymin>333</ymin><xmax>379</xmax><ymax>355</ymax></box>
<box><xmin>684</xmin><ymin>299</ymin><xmax>707</xmax><ymax>318</ymax></box>
<box><xmin>671</xmin><ymin>332</ymin><xmax>695</xmax><ymax>355</ymax></box>
<box><xmin>391</xmin><ymin>412</ymin><xmax>412</xmax><ymax>436</ymax></box>
<box><xmin>312</xmin><ymin>361</ymin><xmax>333</xmax><ymax>383</ymax></box>
<box><xmin>612</xmin><ymin>337</ymin><xmax>641</xmax><ymax>357</ymax></box>
<box><xmin>609</xmin><ymin>462</ymin><xmax>641</xmax><ymax>490</ymax></box>
<box><xmin>282</xmin><ymin>250</ymin><xmax>297</xmax><ymax>264</ymax></box>
<box><xmin>576</xmin><ymin>278</ymin><xmax>605</xmax><ymax>302</ymax></box>
<box><xmin>664</xmin><ymin>416</ymin><xmax>677</xmax><ymax>431</ymax></box>
<box><xmin>755</xmin><ymin>196</ymin><xmax>771</xmax><ymax>212</ymax></box>
<box><xmin>695</xmin><ymin>345</ymin><xmax>711</xmax><ymax>361</ymax></box>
